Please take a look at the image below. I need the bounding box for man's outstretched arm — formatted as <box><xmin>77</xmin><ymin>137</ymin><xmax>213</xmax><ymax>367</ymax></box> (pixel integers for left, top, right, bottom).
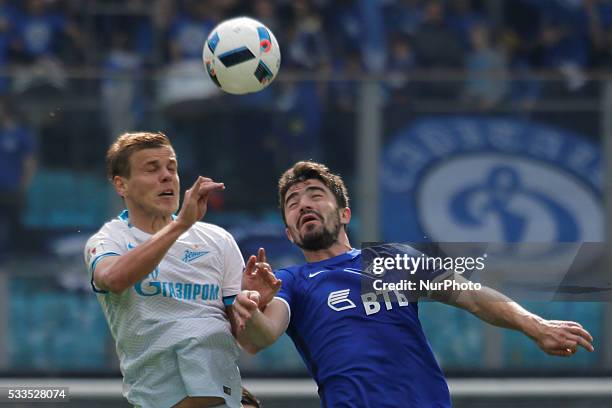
<box><xmin>430</xmin><ymin>274</ymin><xmax>594</xmax><ymax>356</ymax></box>
<box><xmin>232</xmin><ymin>292</ymin><xmax>289</xmax><ymax>354</ymax></box>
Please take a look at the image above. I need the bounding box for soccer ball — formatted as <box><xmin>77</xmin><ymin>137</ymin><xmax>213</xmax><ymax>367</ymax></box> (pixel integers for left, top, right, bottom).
<box><xmin>203</xmin><ymin>17</ymin><xmax>281</xmax><ymax>95</ymax></box>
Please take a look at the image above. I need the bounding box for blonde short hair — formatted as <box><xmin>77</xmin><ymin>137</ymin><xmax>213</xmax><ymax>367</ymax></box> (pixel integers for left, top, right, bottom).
<box><xmin>106</xmin><ymin>132</ymin><xmax>172</xmax><ymax>180</ymax></box>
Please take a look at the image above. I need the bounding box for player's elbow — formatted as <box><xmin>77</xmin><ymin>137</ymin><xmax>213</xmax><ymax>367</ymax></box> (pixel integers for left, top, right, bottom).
<box><xmin>252</xmin><ymin>336</ymin><xmax>278</xmax><ymax>353</ymax></box>
<box><xmin>238</xmin><ymin>337</ymin><xmax>268</xmax><ymax>354</ymax></box>
<box><xmin>92</xmin><ymin>257</ymin><xmax>130</xmax><ymax>294</ymax></box>
<box><xmin>242</xmin><ymin>343</ymin><xmax>264</xmax><ymax>355</ymax></box>
<box><xmin>239</xmin><ymin>331</ymin><xmax>278</xmax><ymax>354</ymax></box>
<box><xmin>105</xmin><ymin>281</ymin><xmax>128</xmax><ymax>295</ymax></box>
<box><xmin>97</xmin><ymin>269</ymin><xmax>128</xmax><ymax>294</ymax></box>
<box><xmin>456</xmin><ymin>295</ymin><xmax>481</xmax><ymax>315</ymax></box>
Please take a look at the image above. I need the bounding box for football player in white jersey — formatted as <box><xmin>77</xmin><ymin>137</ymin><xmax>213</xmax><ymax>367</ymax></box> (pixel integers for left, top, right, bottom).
<box><xmin>84</xmin><ymin>132</ymin><xmax>246</xmax><ymax>408</ymax></box>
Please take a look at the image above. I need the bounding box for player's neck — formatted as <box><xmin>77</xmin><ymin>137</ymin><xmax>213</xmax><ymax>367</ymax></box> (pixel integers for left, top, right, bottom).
<box><xmin>303</xmin><ymin>235</ymin><xmax>352</xmax><ymax>263</ymax></box>
<box><xmin>127</xmin><ymin>207</ymin><xmax>173</xmax><ymax>234</ymax></box>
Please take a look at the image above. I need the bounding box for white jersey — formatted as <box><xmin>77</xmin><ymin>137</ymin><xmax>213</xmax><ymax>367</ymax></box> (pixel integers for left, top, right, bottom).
<box><xmin>84</xmin><ymin>210</ymin><xmax>243</xmax><ymax>408</ymax></box>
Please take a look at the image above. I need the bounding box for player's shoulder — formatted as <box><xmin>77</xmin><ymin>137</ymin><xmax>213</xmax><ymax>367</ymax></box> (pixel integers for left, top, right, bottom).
<box><xmin>193</xmin><ymin>221</ymin><xmax>233</xmax><ymax>239</ymax></box>
<box><xmin>362</xmin><ymin>243</ymin><xmax>422</xmax><ymax>258</ymax></box>
<box><xmin>87</xmin><ymin>217</ymin><xmax>129</xmax><ymax>244</ymax></box>
<box><xmin>190</xmin><ymin>222</ymin><xmax>240</xmax><ymax>251</ymax></box>
<box><xmin>275</xmin><ymin>263</ymin><xmax>303</xmax><ymax>274</ymax></box>
<box><xmin>274</xmin><ymin>263</ymin><xmax>308</xmax><ymax>282</ymax></box>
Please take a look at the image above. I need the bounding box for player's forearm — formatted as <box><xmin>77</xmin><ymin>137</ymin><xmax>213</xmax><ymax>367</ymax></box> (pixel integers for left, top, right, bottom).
<box><xmin>236</xmin><ymin>309</ymin><xmax>282</xmax><ymax>353</ymax></box>
<box><xmin>100</xmin><ymin>220</ymin><xmax>188</xmax><ymax>293</ymax></box>
<box><xmin>452</xmin><ymin>286</ymin><xmax>541</xmax><ymax>336</ymax></box>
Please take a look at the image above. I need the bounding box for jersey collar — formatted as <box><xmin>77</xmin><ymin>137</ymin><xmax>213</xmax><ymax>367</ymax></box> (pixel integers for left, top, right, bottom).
<box><xmin>306</xmin><ymin>248</ymin><xmax>360</xmax><ymax>268</ymax></box>
<box><xmin>117</xmin><ymin>209</ymin><xmax>178</xmax><ymax>228</ymax></box>
<box><xmin>117</xmin><ymin>210</ymin><xmax>178</xmax><ymax>240</ymax></box>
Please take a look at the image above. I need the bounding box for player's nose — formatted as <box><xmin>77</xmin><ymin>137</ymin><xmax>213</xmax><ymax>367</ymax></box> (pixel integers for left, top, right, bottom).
<box><xmin>159</xmin><ymin>168</ymin><xmax>173</xmax><ymax>182</ymax></box>
<box><xmin>298</xmin><ymin>197</ymin><xmax>314</xmax><ymax>212</ymax></box>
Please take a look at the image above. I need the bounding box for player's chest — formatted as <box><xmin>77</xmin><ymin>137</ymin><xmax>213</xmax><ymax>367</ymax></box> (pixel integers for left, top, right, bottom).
<box><xmin>300</xmin><ymin>266</ymin><xmax>365</xmax><ymax>309</ymax></box>
<box><xmin>125</xmin><ymin>239</ymin><xmax>223</xmax><ymax>282</ymax></box>
<box><xmin>302</xmin><ymin>265</ymin><xmax>366</xmax><ymax>291</ymax></box>
<box><xmin>299</xmin><ymin>265</ymin><xmax>415</xmax><ymax>319</ymax></box>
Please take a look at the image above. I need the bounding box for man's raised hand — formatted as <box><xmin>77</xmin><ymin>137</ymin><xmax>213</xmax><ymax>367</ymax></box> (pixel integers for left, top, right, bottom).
<box><xmin>177</xmin><ymin>176</ymin><xmax>224</xmax><ymax>229</ymax></box>
<box><xmin>242</xmin><ymin>247</ymin><xmax>282</xmax><ymax>311</ymax></box>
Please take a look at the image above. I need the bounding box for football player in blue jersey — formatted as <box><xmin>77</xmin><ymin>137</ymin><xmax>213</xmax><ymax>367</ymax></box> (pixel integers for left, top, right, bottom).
<box><xmin>234</xmin><ymin>160</ymin><xmax>594</xmax><ymax>408</ymax></box>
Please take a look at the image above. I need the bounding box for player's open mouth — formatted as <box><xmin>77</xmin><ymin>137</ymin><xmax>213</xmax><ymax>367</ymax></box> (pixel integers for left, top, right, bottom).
<box><xmin>158</xmin><ymin>189</ymin><xmax>174</xmax><ymax>197</ymax></box>
<box><xmin>300</xmin><ymin>214</ymin><xmax>320</xmax><ymax>227</ymax></box>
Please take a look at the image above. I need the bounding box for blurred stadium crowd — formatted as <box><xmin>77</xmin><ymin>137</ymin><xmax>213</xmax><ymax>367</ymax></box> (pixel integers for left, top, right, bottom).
<box><xmin>1</xmin><ymin>0</ymin><xmax>612</xmax><ymax>77</ymax></box>
<box><xmin>0</xmin><ymin>0</ymin><xmax>610</xmax><ymax>379</ymax></box>
<box><xmin>0</xmin><ymin>0</ymin><xmax>610</xmax><ymax>223</ymax></box>
<box><xmin>0</xmin><ymin>0</ymin><xmax>611</xmax><ymax>99</ymax></box>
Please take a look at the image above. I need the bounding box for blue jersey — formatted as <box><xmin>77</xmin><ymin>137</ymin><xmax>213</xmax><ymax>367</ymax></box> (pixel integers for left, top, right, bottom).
<box><xmin>275</xmin><ymin>247</ymin><xmax>451</xmax><ymax>408</ymax></box>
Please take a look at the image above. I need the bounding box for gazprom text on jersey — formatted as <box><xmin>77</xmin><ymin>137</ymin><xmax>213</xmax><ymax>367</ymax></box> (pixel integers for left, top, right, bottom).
<box><xmin>135</xmin><ymin>280</ymin><xmax>220</xmax><ymax>300</ymax></box>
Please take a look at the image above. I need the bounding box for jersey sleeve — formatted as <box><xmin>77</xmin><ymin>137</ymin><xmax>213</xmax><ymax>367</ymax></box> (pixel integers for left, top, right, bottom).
<box><xmin>220</xmin><ymin>231</ymin><xmax>244</xmax><ymax>306</ymax></box>
<box><xmin>273</xmin><ymin>268</ymin><xmax>296</xmax><ymax>319</ymax></box>
<box><xmin>84</xmin><ymin>229</ymin><xmax>124</xmax><ymax>294</ymax></box>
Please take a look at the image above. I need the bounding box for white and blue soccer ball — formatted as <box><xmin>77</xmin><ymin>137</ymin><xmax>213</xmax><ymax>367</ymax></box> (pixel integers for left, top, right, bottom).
<box><xmin>203</xmin><ymin>17</ymin><xmax>281</xmax><ymax>95</ymax></box>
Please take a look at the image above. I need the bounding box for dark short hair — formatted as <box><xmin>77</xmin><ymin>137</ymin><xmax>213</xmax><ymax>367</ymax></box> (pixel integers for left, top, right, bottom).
<box><xmin>241</xmin><ymin>387</ymin><xmax>262</xmax><ymax>408</ymax></box>
<box><xmin>278</xmin><ymin>161</ymin><xmax>350</xmax><ymax>224</ymax></box>
<box><xmin>106</xmin><ymin>132</ymin><xmax>172</xmax><ymax>180</ymax></box>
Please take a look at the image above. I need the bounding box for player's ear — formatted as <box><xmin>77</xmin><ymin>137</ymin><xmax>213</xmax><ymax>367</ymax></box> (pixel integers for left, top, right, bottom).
<box><xmin>339</xmin><ymin>207</ymin><xmax>351</xmax><ymax>225</ymax></box>
<box><xmin>285</xmin><ymin>227</ymin><xmax>294</xmax><ymax>243</ymax></box>
<box><xmin>113</xmin><ymin>175</ymin><xmax>127</xmax><ymax>198</ymax></box>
